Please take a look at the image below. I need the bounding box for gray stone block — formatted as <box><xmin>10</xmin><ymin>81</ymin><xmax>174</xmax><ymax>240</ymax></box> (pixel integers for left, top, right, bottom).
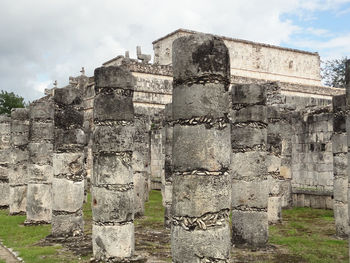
<box><xmin>9</xmin><ymin>185</ymin><xmax>27</xmax><ymax>214</ymax></box>
<box><xmin>51</xmin><ymin>213</ymin><xmax>84</xmax><ymax>237</ymax></box>
<box><xmin>268</xmin><ymin>196</ymin><xmax>282</xmax><ymax>224</ymax></box>
<box><xmin>29</xmin><ymin>101</ymin><xmax>54</xmax><ymax>120</ymax></box>
<box><xmin>172</xmin><ymin>83</ymin><xmax>229</xmax><ymax>120</ymax></box>
<box><xmin>93</xmin><ymin>154</ymin><xmax>132</xmax><ymax>185</ymax></box>
<box><xmin>28</xmin><ymin>164</ymin><xmax>53</xmax><ymax>183</ymax></box>
<box><xmin>171</xmin><ymin>224</ymin><xmax>230</xmax><ymax>262</ymax></box>
<box><xmin>94</xmin><ymin>66</ymin><xmax>135</xmax><ymax>90</ymax></box>
<box><xmin>231</xmin><ymin>179</ymin><xmax>268</xmax><ymax>209</ymax></box>
<box><xmin>92</xmin><ymin>187</ymin><xmax>134</xmax><ymax>223</ymax></box>
<box><xmin>54</xmin><ymin>107</ymin><xmax>84</xmax><ymax>130</ymax></box>
<box><xmin>231</xmin><ymin>210</ymin><xmax>268</xmax><ymax>247</ymax></box>
<box><xmin>132</xmin><ymin>150</ymin><xmax>146</xmax><ymax>173</ymax></box>
<box><xmin>230</xmin><ymin>151</ymin><xmax>267</xmax><ymax>179</ymax></box>
<box><xmin>93</xmin><ymin>125</ymin><xmax>134</xmax><ymax>153</ymax></box>
<box><xmin>53</xmin><ymin>86</ymin><xmax>82</xmax><ymax>106</ymax></box>
<box><xmin>230</xmin><ymin>105</ymin><xmax>267</xmax><ymax>124</ymax></box>
<box><xmin>0</xmin><ymin>122</ymin><xmax>10</xmax><ymax>135</ymax></box>
<box><xmin>0</xmin><ymin>181</ymin><xmax>10</xmax><ymax>207</ymax></box>
<box><xmin>94</xmin><ymin>92</ymin><xmax>134</xmax><ymax>121</ymax></box>
<box><xmin>334</xmin><ymin>155</ymin><xmax>347</xmax><ymax>177</ymax></box>
<box><xmin>332</xmin><ymin>134</ymin><xmax>347</xmax><ymax>154</ymax></box>
<box><xmin>0</xmin><ymin>150</ymin><xmax>10</xmax><ymax>165</ymax></box>
<box><xmin>92</xmin><ymin>223</ymin><xmax>134</xmax><ymax>259</ymax></box>
<box><xmin>26</xmin><ymin>183</ymin><xmax>52</xmax><ymax>222</ymax></box>
<box><xmin>30</xmin><ymin>122</ymin><xmax>54</xmax><ymax>141</ymax></box>
<box><xmin>173</xmin><ymin>124</ymin><xmax>230</xmax><ymax>172</ymax></box>
<box><xmin>231</xmin><ymin>84</ymin><xmax>266</xmax><ymax>105</ymax></box>
<box><xmin>267</xmin><ymin>154</ymin><xmax>281</xmax><ymax>174</ymax></box>
<box><xmin>231</xmin><ymin>126</ymin><xmax>267</xmax><ymax>149</ymax></box>
<box><xmin>11</xmin><ymin>148</ymin><xmax>29</xmax><ymax>164</ymax></box>
<box><xmin>334</xmin><ymin>177</ymin><xmax>348</xmax><ymax>202</ymax></box>
<box><xmin>52</xmin><ymin>178</ymin><xmax>84</xmax><ymax>212</ymax></box>
<box><xmin>11</xmin><ymin>108</ymin><xmax>29</xmax><ymax>120</ymax></box>
<box><xmin>53</xmin><ymin>153</ymin><xmax>84</xmax><ymax>176</ymax></box>
<box><xmin>334</xmin><ymin>202</ymin><xmax>349</xmax><ymax>237</ymax></box>
<box><xmin>11</xmin><ymin>120</ymin><xmax>29</xmax><ymax>133</ymax></box>
<box><xmin>28</xmin><ymin>143</ymin><xmax>53</xmax><ymax>165</ymax></box>
<box><xmin>172</xmin><ymin>174</ymin><xmax>230</xmax><ymax>217</ymax></box>
<box><xmin>172</xmin><ymin>34</ymin><xmax>230</xmax><ymax>82</ymax></box>
<box><xmin>9</xmin><ymin>164</ymin><xmax>28</xmax><ymax>185</ymax></box>
<box><xmin>54</xmin><ymin>128</ymin><xmax>86</xmax><ymax>149</ymax></box>
<box><xmin>134</xmin><ymin>172</ymin><xmax>146</xmax><ymax>216</ymax></box>
<box><xmin>11</xmin><ymin>132</ymin><xmax>29</xmax><ymax>147</ymax></box>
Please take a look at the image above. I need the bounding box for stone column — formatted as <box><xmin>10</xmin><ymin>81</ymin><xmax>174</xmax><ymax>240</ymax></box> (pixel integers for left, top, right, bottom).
<box><xmin>163</xmin><ymin>103</ymin><xmax>172</xmax><ymax>228</ymax></box>
<box><xmin>171</xmin><ymin>34</ymin><xmax>231</xmax><ymax>262</ymax></box>
<box><xmin>9</xmin><ymin>108</ymin><xmax>30</xmax><ymax>215</ymax></box>
<box><xmin>345</xmin><ymin>59</ymin><xmax>350</xmax><ymax>257</ymax></box>
<box><xmin>51</xmin><ymin>86</ymin><xmax>86</xmax><ymax>237</ymax></box>
<box><xmin>133</xmin><ymin>115</ymin><xmax>149</xmax><ymax>216</ymax></box>
<box><xmin>26</xmin><ymin>99</ymin><xmax>54</xmax><ymax>224</ymax></box>
<box><xmin>0</xmin><ymin>115</ymin><xmax>11</xmax><ymax>209</ymax></box>
<box><xmin>266</xmin><ymin>105</ymin><xmax>293</xmax><ymax>224</ymax></box>
<box><xmin>230</xmin><ymin>84</ymin><xmax>268</xmax><ymax>247</ymax></box>
<box><xmin>267</xmin><ymin>106</ymin><xmax>283</xmax><ymax>224</ymax></box>
<box><xmin>92</xmin><ymin>66</ymin><xmax>136</xmax><ymax>261</ymax></box>
<box><xmin>150</xmin><ymin>120</ymin><xmax>165</xmax><ymax>190</ymax></box>
<box><xmin>332</xmin><ymin>95</ymin><xmax>348</xmax><ymax>238</ymax></box>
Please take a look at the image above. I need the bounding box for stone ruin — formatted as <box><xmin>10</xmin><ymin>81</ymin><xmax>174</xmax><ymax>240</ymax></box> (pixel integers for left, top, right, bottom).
<box><xmin>1</xmin><ymin>29</ymin><xmax>350</xmax><ymax>261</ymax></box>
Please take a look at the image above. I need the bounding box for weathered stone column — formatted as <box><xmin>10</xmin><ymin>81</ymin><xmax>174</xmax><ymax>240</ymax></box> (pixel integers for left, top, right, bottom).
<box><xmin>171</xmin><ymin>34</ymin><xmax>231</xmax><ymax>262</ymax></box>
<box><xmin>133</xmin><ymin>115</ymin><xmax>149</xmax><ymax>216</ymax></box>
<box><xmin>332</xmin><ymin>95</ymin><xmax>348</xmax><ymax>238</ymax></box>
<box><xmin>230</xmin><ymin>84</ymin><xmax>268</xmax><ymax>247</ymax></box>
<box><xmin>150</xmin><ymin>119</ymin><xmax>165</xmax><ymax>190</ymax></box>
<box><xmin>9</xmin><ymin>108</ymin><xmax>30</xmax><ymax>215</ymax></box>
<box><xmin>26</xmin><ymin>99</ymin><xmax>54</xmax><ymax>224</ymax></box>
<box><xmin>345</xmin><ymin>59</ymin><xmax>350</xmax><ymax>257</ymax></box>
<box><xmin>266</xmin><ymin>105</ymin><xmax>293</xmax><ymax>224</ymax></box>
<box><xmin>0</xmin><ymin>115</ymin><xmax>11</xmax><ymax>209</ymax></box>
<box><xmin>92</xmin><ymin>66</ymin><xmax>136</xmax><ymax>261</ymax></box>
<box><xmin>163</xmin><ymin>103</ymin><xmax>172</xmax><ymax>228</ymax></box>
<box><xmin>51</xmin><ymin>86</ymin><xmax>86</xmax><ymax>237</ymax></box>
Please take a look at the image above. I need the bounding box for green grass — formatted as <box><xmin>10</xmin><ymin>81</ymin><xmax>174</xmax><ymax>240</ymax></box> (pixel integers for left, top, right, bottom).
<box><xmin>135</xmin><ymin>190</ymin><xmax>165</xmax><ymax>229</ymax></box>
<box><xmin>0</xmin><ymin>192</ymin><xmax>349</xmax><ymax>262</ymax></box>
<box><xmin>0</xmin><ymin>210</ymin><xmax>69</xmax><ymax>263</ymax></box>
<box><xmin>270</xmin><ymin>207</ymin><xmax>348</xmax><ymax>263</ymax></box>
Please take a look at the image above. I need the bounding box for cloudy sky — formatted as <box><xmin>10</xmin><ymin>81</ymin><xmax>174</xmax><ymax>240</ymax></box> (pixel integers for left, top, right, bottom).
<box><xmin>1</xmin><ymin>0</ymin><xmax>350</xmax><ymax>102</ymax></box>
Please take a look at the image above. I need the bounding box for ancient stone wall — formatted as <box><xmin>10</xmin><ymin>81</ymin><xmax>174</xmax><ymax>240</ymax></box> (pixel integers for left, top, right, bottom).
<box><xmin>153</xmin><ymin>29</ymin><xmax>321</xmax><ymax>86</ymax></box>
<box><xmin>0</xmin><ymin>115</ymin><xmax>11</xmax><ymax>209</ymax></box>
<box><xmin>9</xmin><ymin>108</ymin><xmax>30</xmax><ymax>215</ymax></box>
<box><xmin>291</xmin><ymin>108</ymin><xmax>333</xmax><ymax>209</ymax></box>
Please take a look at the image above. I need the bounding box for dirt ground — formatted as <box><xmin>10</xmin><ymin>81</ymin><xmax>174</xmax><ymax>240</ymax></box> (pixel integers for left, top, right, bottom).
<box><xmin>34</xmin><ymin>224</ymin><xmax>309</xmax><ymax>263</ymax></box>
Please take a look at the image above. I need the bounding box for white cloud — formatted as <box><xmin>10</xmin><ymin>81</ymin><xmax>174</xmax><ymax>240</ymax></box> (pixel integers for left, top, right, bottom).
<box><xmin>293</xmin><ymin>33</ymin><xmax>350</xmax><ymax>59</ymax></box>
<box><xmin>0</xmin><ymin>0</ymin><xmax>349</xmax><ymax>101</ymax></box>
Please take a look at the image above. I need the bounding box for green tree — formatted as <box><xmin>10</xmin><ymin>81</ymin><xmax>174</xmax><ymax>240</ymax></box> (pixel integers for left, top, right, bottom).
<box><xmin>321</xmin><ymin>57</ymin><xmax>348</xmax><ymax>88</ymax></box>
<box><xmin>0</xmin><ymin>90</ymin><xmax>26</xmax><ymax>115</ymax></box>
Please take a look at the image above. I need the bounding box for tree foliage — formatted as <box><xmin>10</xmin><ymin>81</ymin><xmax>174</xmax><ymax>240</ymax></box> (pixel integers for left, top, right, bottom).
<box><xmin>0</xmin><ymin>90</ymin><xmax>26</xmax><ymax>115</ymax></box>
<box><xmin>321</xmin><ymin>57</ymin><xmax>348</xmax><ymax>88</ymax></box>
